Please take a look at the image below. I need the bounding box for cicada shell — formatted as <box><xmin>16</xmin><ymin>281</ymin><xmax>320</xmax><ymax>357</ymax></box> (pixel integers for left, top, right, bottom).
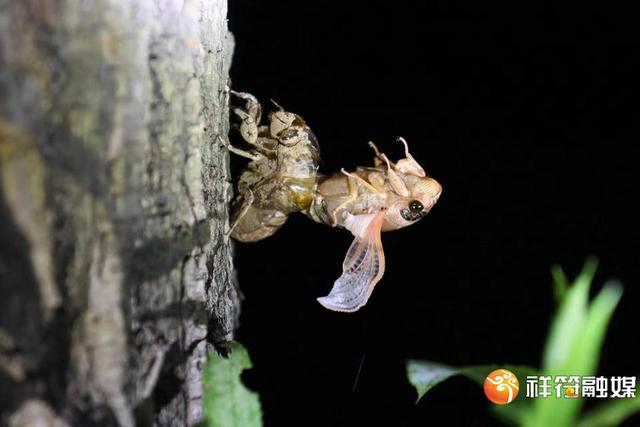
<box><xmin>224</xmin><ymin>91</ymin><xmax>320</xmax><ymax>242</ymax></box>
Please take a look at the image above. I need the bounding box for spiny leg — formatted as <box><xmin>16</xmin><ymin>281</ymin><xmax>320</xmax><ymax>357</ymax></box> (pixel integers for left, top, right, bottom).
<box><xmin>230</xmin><ymin>90</ymin><xmax>263</xmax><ymax>145</ymax></box>
<box><xmin>218</xmin><ymin>135</ymin><xmax>264</xmax><ymax>162</ymax></box>
<box><xmin>230</xmin><ymin>90</ymin><xmax>262</xmax><ymax>122</ymax></box>
<box><xmin>230</xmin><ymin>91</ymin><xmax>279</xmax><ymax>155</ymax></box>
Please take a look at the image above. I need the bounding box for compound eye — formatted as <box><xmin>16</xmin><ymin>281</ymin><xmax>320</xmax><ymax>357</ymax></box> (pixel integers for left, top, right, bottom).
<box><xmin>401</xmin><ymin>200</ymin><xmax>426</xmax><ymax>222</ymax></box>
<box><xmin>409</xmin><ymin>200</ymin><xmax>424</xmax><ymax>213</ymax></box>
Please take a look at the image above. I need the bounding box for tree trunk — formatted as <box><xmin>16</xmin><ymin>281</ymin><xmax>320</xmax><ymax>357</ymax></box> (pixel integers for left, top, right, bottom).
<box><xmin>0</xmin><ymin>1</ymin><xmax>236</xmax><ymax>426</ymax></box>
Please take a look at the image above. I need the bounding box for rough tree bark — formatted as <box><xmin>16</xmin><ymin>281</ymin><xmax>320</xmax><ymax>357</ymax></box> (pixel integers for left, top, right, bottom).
<box><xmin>0</xmin><ymin>1</ymin><xmax>237</xmax><ymax>426</ymax></box>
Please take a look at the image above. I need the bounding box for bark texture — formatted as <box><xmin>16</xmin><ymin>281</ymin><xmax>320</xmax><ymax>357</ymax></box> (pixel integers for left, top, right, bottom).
<box><xmin>0</xmin><ymin>1</ymin><xmax>236</xmax><ymax>425</ymax></box>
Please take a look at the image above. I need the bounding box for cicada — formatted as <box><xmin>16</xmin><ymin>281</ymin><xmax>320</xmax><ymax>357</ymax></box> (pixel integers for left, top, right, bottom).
<box><xmin>305</xmin><ymin>138</ymin><xmax>441</xmax><ymax>312</ymax></box>
<box><xmin>225</xmin><ymin>92</ymin><xmax>441</xmax><ymax>312</ymax></box>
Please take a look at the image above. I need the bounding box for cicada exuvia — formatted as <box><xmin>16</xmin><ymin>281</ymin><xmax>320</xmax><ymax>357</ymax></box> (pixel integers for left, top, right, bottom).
<box><xmin>223</xmin><ymin>91</ymin><xmax>320</xmax><ymax>242</ymax></box>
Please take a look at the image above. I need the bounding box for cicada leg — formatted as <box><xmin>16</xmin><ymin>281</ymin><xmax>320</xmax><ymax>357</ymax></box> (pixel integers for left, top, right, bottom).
<box><xmin>394</xmin><ymin>137</ymin><xmax>426</xmax><ymax>177</ymax></box>
<box><xmin>378</xmin><ymin>152</ymin><xmax>410</xmax><ymax>197</ymax></box>
<box><xmin>231</xmin><ymin>91</ymin><xmax>280</xmax><ymax>156</ymax></box>
<box><xmin>327</xmin><ymin>170</ymin><xmax>361</xmax><ymax>226</ymax></box>
<box><xmin>366</xmin><ymin>171</ymin><xmax>387</xmax><ymax>194</ymax></box>
<box><xmin>230</xmin><ymin>90</ymin><xmax>262</xmax><ymax>120</ymax></box>
<box><xmin>218</xmin><ymin>135</ymin><xmax>264</xmax><ymax>162</ymax></box>
<box><xmin>231</xmin><ymin>90</ymin><xmax>263</xmax><ymax>146</ymax></box>
<box><xmin>368</xmin><ymin>141</ymin><xmax>385</xmax><ymax>167</ymax></box>
<box><xmin>341</xmin><ymin>168</ymin><xmax>381</xmax><ymax>195</ymax></box>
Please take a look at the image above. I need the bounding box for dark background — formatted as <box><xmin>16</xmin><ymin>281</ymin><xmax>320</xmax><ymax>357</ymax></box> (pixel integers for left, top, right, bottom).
<box><xmin>227</xmin><ymin>2</ymin><xmax>639</xmax><ymax>426</ymax></box>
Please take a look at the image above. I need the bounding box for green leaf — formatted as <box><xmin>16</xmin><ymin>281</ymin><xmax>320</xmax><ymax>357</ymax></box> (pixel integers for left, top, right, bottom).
<box><xmin>571</xmin><ymin>281</ymin><xmax>623</xmax><ymax>375</ymax></box>
<box><xmin>542</xmin><ymin>257</ymin><xmax>597</xmax><ymax>371</ymax></box>
<box><xmin>407</xmin><ymin>258</ymin><xmax>627</xmax><ymax>427</ymax></box>
<box><xmin>407</xmin><ymin>360</ymin><xmax>537</xmax><ymax>424</ymax></box>
<box><xmin>203</xmin><ymin>342</ymin><xmax>263</xmax><ymax>427</ymax></box>
<box><xmin>551</xmin><ymin>264</ymin><xmax>569</xmax><ymax>304</ymax></box>
<box><xmin>577</xmin><ymin>391</ymin><xmax>640</xmax><ymax>427</ymax></box>
<box><xmin>406</xmin><ymin>360</ymin><xmax>458</xmax><ymax>401</ymax></box>
<box><xmin>525</xmin><ymin>268</ymin><xmax>623</xmax><ymax>427</ymax></box>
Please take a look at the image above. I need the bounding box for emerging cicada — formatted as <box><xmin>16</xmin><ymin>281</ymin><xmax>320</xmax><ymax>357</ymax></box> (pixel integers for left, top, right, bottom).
<box><xmin>225</xmin><ymin>92</ymin><xmax>441</xmax><ymax>312</ymax></box>
<box><xmin>305</xmin><ymin>138</ymin><xmax>441</xmax><ymax>312</ymax></box>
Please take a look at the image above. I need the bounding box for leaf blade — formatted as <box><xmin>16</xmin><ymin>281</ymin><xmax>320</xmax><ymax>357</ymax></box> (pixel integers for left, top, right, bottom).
<box><xmin>526</xmin><ymin>279</ymin><xmax>622</xmax><ymax>427</ymax></box>
<box><xmin>407</xmin><ymin>360</ymin><xmax>537</xmax><ymax>424</ymax></box>
<box><xmin>203</xmin><ymin>342</ymin><xmax>263</xmax><ymax>427</ymax></box>
<box><xmin>406</xmin><ymin>360</ymin><xmax>458</xmax><ymax>402</ymax></box>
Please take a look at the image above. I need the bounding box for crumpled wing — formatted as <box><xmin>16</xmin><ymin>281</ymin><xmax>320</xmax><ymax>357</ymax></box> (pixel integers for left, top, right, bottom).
<box><xmin>317</xmin><ymin>213</ymin><xmax>386</xmax><ymax>312</ymax></box>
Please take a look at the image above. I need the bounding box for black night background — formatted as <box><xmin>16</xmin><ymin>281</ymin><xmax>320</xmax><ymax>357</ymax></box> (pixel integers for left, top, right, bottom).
<box><xmin>228</xmin><ymin>2</ymin><xmax>640</xmax><ymax>426</ymax></box>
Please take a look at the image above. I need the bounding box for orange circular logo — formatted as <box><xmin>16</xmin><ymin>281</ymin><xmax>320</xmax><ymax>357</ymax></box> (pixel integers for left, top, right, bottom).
<box><xmin>483</xmin><ymin>369</ymin><xmax>519</xmax><ymax>405</ymax></box>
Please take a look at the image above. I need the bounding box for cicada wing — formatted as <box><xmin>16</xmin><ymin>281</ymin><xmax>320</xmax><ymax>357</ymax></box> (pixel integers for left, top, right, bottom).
<box><xmin>317</xmin><ymin>213</ymin><xmax>386</xmax><ymax>312</ymax></box>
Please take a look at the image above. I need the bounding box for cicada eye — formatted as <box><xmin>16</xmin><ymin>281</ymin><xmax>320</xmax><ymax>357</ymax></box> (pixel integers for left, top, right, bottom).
<box><xmin>401</xmin><ymin>200</ymin><xmax>425</xmax><ymax>221</ymax></box>
<box><xmin>409</xmin><ymin>200</ymin><xmax>424</xmax><ymax>213</ymax></box>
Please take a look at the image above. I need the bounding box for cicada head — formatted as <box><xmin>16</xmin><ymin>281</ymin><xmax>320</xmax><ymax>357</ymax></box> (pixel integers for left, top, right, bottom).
<box><xmin>382</xmin><ymin>175</ymin><xmax>441</xmax><ymax>231</ymax></box>
<box><xmin>269</xmin><ymin>106</ymin><xmax>296</xmax><ymax>137</ymax></box>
